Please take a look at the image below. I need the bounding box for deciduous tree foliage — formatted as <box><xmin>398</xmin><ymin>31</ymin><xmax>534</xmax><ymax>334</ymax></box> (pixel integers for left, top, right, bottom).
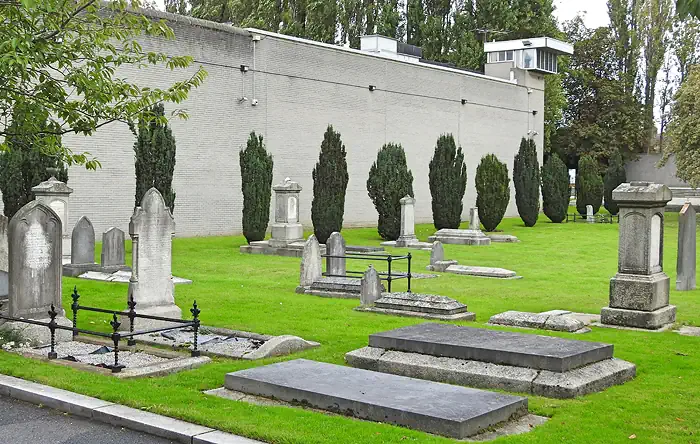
<box><xmin>541</xmin><ymin>154</ymin><xmax>569</xmax><ymax>223</ymax></box>
<box><xmin>678</xmin><ymin>0</ymin><xmax>700</xmax><ymax>19</ymax></box>
<box><xmin>575</xmin><ymin>155</ymin><xmax>604</xmax><ymax>216</ymax></box>
<box><xmin>0</xmin><ymin>0</ymin><xmax>207</xmax><ymax>168</ymax></box>
<box><xmin>311</xmin><ymin>125</ymin><xmax>349</xmax><ymax>244</ymax></box>
<box><xmin>239</xmin><ymin>132</ymin><xmax>274</xmax><ymax>243</ymax></box>
<box><xmin>367</xmin><ymin>143</ymin><xmax>414</xmax><ymax>240</ymax></box>
<box><xmin>664</xmin><ymin>66</ymin><xmax>700</xmax><ymax>187</ymax></box>
<box><xmin>428</xmin><ymin>134</ymin><xmax>467</xmax><ymax>230</ymax></box>
<box><xmin>475</xmin><ymin>154</ymin><xmax>510</xmax><ymax>232</ymax></box>
<box><xmin>513</xmin><ymin>138</ymin><xmax>540</xmax><ymax>227</ymax></box>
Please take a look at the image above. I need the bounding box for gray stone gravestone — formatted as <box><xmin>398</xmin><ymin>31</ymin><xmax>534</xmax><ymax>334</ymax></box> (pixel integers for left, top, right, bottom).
<box><xmin>101</xmin><ymin>227</ymin><xmax>129</xmax><ymax>272</ymax></box>
<box><xmin>586</xmin><ymin>205</ymin><xmax>594</xmax><ymax>223</ymax></box>
<box><xmin>601</xmin><ymin>182</ymin><xmax>676</xmax><ymax>329</ymax></box>
<box><xmin>296</xmin><ymin>235</ymin><xmax>322</xmax><ymax>291</ymax></box>
<box><xmin>127</xmin><ymin>188</ymin><xmax>181</xmax><ymax>329</ymax></box>
<box><xmin>676</xmin><ymin>201</ymin><xmax>696</xmax><ymax>291</ymax></box>
<box><xmin>1</xmin><ymin>201</ymin><xmax>71</xmax><ymax>344</ymax></box>
<box><xmin>426</xmin><ymin>241</ymin><xmax>458</xmax><ymax>272</ymax></box>
<box><xmin>63</xmin><ymin>216</ymin><xmax>100</xmax><ymax>276</ymax></box>
<box><xmin>429</xmin><ymin>208</ymin><xmax>490</xmax><ymax>246</ymax></box>
<box><xmin>32</xmin><ymin>177</ymin><xmax>73</xmax><ymax>259</ymax></box>
<box><xmin>360</xmin><ymin>265</ymin><xmax>382</xmax><ymax>306</ymax></box>
<box><xmin>469</xmin><ymin>208</ymin><xmax>480</xmax><ymax>230</ymax></box>
<box><xmin>395</xmin><ymin>196</ymin><xmax>418</xmax><ymax>247</ymax></box>
<box><xmin>326</xmin><ymin>232</ymin><xmax>346</xmax><ymax>277</ymax></box>
<box><xmin>268</xmin><ymin>178</ymin><xmax>304</xmax><ymax>248</ymax></box>
<box><xmin>0</xmin><ymin>215</ymin><xmax>8</xmax><ymax>298</ymax></box>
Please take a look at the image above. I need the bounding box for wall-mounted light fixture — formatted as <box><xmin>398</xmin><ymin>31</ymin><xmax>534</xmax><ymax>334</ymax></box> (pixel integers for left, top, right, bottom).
<box><xmin>240</xmin><ymin>65</ymin><xmax>249</xmax><ymax>73</ymax></box>
<box><xmin>461</xmin><ymin>99</ymin><xmax>467</xmax><ymax>105</ymax></box>
<box><xmin>369</xmin><ymin>85</ymin><xmax>376</xmax><ymax>92</ymax></box>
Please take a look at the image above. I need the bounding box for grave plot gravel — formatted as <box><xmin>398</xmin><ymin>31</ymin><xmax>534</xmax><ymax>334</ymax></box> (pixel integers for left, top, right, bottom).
<box><xmin>16</xmin><ymin>341</ymin><xmax>169</xmax><ymax>369</ymax></box>
<box><xmin>138</xmin><ymin>327</ymin><xmax>265</xmax><ymax>358</ymax></box>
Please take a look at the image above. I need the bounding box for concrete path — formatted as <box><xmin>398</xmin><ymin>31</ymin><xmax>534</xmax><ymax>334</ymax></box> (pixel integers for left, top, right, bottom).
<box><xmin>0</xmin><ymin>395</ymin><xmax>175</xmax><ymax>444</ymax></box>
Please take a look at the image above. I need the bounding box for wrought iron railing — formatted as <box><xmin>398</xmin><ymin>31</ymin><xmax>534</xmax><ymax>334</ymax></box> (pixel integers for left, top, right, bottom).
<box><xmin>321</xmin><ymin>252</ymin><xmax>412</xmax><ymax>292</ymax></box>
<box><xmin>566</xmin><ymin>213</ymin><xmax>619</xmax><ymax>224</ymax></box>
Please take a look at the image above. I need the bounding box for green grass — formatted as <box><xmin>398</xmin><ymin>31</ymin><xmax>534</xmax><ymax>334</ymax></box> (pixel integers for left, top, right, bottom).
<box><xmin>1</xmin><ymin>213</ymin><xmax>699</xmax><ymax>443</ymax></box>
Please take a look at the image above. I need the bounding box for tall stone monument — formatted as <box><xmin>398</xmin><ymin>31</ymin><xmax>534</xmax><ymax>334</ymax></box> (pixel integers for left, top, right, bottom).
<box><xmin>326</xmin><ymin>232</ymin><xmax>346</xmax><ymax>277</ymax></box>
<box><xmin>396</xmin><ymin>196</ymin><xmax>418</xmax><ymax>247</ymax></box>
<box><xmin>0</xmin><ymin>215</ymin><xmax>8</xmax><ymax>298</ymax></box>
<box><xmin>269</xmin><ymin>178</ymin><xmax>304</xmax><ymax>248</ymax></box>
<box><xmin>676</xmin><ymin>201</ymin><xmax>696</xmax><ymax>291</ymax></box>
<box><xmin>128</xmin><ymin>188</ymin><xmax>181</xmax><ymax>328</ymax></box>
<box><xmin>601</xmin><ymin>182</ymin><xmax>676</xmax><ymax>329</ymax></box>
<box><xmin>101</xmin><ymin>227</ymin><xmax>130</xmax><ymax>272</ymax></box>
<box><xmin>2</xmin><ymin>201</ymin><xmax>71</xmax><ymax>344</ymax></box>
<box><xmin>32</xmin><ymin>177</ymin><xmax>73</xmax><ymax>260</ymax></box>
<box><xmin>63</xmin><ymin>216</ymin><xmax>100</xmax><ymax>277</ymax></box>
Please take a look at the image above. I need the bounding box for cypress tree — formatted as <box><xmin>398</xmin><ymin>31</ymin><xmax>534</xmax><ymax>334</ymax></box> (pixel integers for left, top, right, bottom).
<box><xmin>428</xmin><ymin>134</ymin><xmax>467</xmax><ymax>230</ymax></box>
<box><xmin>311</xmin><ymin>125</ymin><xmax>349</xmax><ymax>244</ymax></box>
<box><xmin>0</xmin><ymin>101</ymin><xmax>68</xmax><ymax>219</ymax></box>
<box><xmin>134</xmin><ymin>103</ymin><xmax>176</xmax><ymax>211</ymax></box>
<box><xmin>603</xmin><ymin>151</ymin><xmax>626</xmax><ymax>215</ymax></box>
<box><xmin>575</xmin><ymin>155</ymin><xmax>604</xmax><ymax>216</ymax></box>
<box><xmin>513</xmin><ymin>138</ymin><xmax>541</xmax><ymax>227</ymax></box>
<box><xmin>541</xmin><ymin>154</ymin><xmax>570</xmax><ymax>223</ymax></box>
<box><xmin>239</xmin><ymin>132</ymin><xmax>274</xmax><ymax>243</ymax></box>
<box><xmin>367</xmin><ymin>143</ymin><xmax>414</xmax><ymax>240</ymax></box>
<box><xmin>475</xmin><ymin>154</ymin><xmax>510</xmax><ymax>232</ymax></box>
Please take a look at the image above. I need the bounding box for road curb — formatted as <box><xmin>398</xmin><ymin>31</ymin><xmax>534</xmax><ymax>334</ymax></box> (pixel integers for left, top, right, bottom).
<box><xmin>0</xmin><ymin>374</ymin><xmax>261</xmax><ymax>444</ymax></box>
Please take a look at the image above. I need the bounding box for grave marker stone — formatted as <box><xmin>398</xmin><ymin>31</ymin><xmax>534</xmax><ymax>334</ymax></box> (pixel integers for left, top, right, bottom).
<box><xmin>0</xmin><ymin>215</ymin><xmax>8</xmax><ymax>298</ymax></box>
<box><xmin>676</xmin><ymin>202</ymin><xmax>696</xmax><ymax>291</ymax></box>
<box><xmin>63</xmin><ymin>216</ymin><xmax>100</xmax><ymax>276</ymax></box>
<box><xmin>360</xmin><ymin>265</ymin><xmax>382</xmax><ymax>305</ymax></box>
<box><xmin>32</xmin><ymin>177</ymin><xmax>73</xmax><ymax>259</ymax></box>
<box><xmin>395</xmin><ymin>195</ymin><xmax>418</xmax><ymax>247</ymax></box>
<box><xmin>429</xmin><ymin>208</ymin><xmax>490</xmax><ymax>246</ymax></box>
<box><xmin>601</xmin><ymin>182</ymin><xmax>676</xmax><ymax>329</ymax></box>
<box><xmin>297</xmin><ymin>235</ymin><xmax>322</xmax><ymax>290</ymax></box>
<box><xmin>127</xmin><ymin>188</ymin><xmax>181</xmax><ymax>328</ymax></box>
<box><xmin>586</xmin><ymin>205</ymin><xmax>594</xmax><ymax>223</ymax></box>
<box><xmin>326</xmin><ymin>232</ymin><xmax>346</xmax><ymax>277</ymax></box>
<box><xmin>469</xmin><ymin>208</ymin><xmax>480</xmax><ymax>230</ymax></box>
<box><xmin>101</xmin><ymin>227</ymin><xmax>129</xmax><ymax>272</ymax></box>
<box><xmin>430</xmin><ymin>241</ymin><xmax>444</xmax><ymax>263</ymax></box>
<box><xmin>269</xmin><ymin>178</ymin><xmax>304</xmax><ymax>248</ymax></box>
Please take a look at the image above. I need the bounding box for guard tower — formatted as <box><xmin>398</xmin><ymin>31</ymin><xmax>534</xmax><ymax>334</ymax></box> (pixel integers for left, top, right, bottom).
<box><xmin>484</xmin><ymin>37</ymin><xmax>573</xmax><ymax>80</ymax></box>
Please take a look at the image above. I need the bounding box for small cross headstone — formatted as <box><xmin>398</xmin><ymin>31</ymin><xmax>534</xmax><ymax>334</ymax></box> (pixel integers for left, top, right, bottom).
<box><xmin>299</xmin><ymin>235</ymin><xmax>322</xmax><ymax>288</ymax></box>
<box><xmin>360</xmin><ymin>265</ymin><xmax>382</xmax><ymax>306</ymax></box>
<box><xmin>676</xmin><ymin>202</ymin><xmax>696</xmax><ymax>291</ymax></box>
<box><xmin>101</xmin><ymin>227</ymin><xmax>128</xmax><ymax>271</ymax></box>
<box><xmin>326</xmin><ymin>232</ymin><xmax>346</xmax><ymax>277</ymax></box>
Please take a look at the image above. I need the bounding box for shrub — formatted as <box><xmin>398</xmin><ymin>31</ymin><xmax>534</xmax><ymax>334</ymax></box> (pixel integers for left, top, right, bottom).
<box><xmin>367</xmin><ymin>143</ymin><xmax>414</xmax><ymax>240</ymax></box>
<box><xmin>541</xmin><ymin>154</ymin><xmax>570</xmax><ymax>223</ymax></box>
<box><xmin>0</xmin><ymin>101</ymin><xmax>68</xmax><ymax>219</ymax></box>
<box><xmin>603</xmin><ymin>151</ymin><xmax>626</xmax><ymax>215</ymax></box>
<box><xmin>475</xmin><ymin>154</ymin><xmax>510</xmax><ymax>232</ymax></box>
<box><xmin>428</xmin><ymin>134</ymin><xmax>467</xmax><ymax>230</ymax></box>
<box><xmin>575</xmin><ymin>155</ymin><xmax>603</xmax><ymax>216</ymax></box>
<box><xmin>311</xmin><ymin>125</ymin><xmax>349</xmax><ymax>244</ymax></box>
<box><xmin>239</xmin><ymin>132</ymin><xmax>274</xmax><ymax>243</ymax></box>
<box><xmin>134</xmin><ymin>103</ymin><xmax>177</xmax><ymax>211</ymax></box>
<box><xmin>513</xmin><ymin>138</ymin><xmax>541</xmax><ymax>226</ymax></box>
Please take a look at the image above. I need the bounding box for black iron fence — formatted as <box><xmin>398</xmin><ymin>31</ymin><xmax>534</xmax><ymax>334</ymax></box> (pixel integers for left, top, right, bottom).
<box><xmin>321</xmin><ymin>252</ymin><xmax>412</xmax><ymax>292</ymax></box>
<box><xmin>0</xmin><ymin>287</ymin><xmax>201</xmax><ymax>373</ymax></box>
<box><xmin>566</xmin><ymin>213</ymin><xmax>619</xmax><ymax>224</ymax></box>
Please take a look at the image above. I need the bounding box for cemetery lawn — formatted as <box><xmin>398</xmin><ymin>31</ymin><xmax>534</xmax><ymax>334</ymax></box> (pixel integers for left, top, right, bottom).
<box><xmin>1</xmin><ymin>214</ymin><xmax>699</xmax><ymax>444</ymax></box>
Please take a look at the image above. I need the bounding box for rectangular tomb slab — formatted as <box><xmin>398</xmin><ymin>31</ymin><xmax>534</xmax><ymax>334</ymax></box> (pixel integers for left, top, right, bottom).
<box><xmin>224</xmin><ymin>359</ymin><xmax>527</xmax><ymax>439</ymax></box>
<box><xmin>369</xmin><ymin>323</ymin><xmax>613</xmax><ymax>372</ymax></box>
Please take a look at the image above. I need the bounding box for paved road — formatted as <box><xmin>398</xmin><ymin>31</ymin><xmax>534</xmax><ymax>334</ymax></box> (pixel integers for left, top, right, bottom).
<box><xmin>0</xmin><ymin>395</ymin><xmax>175</xmax><ymax>444</ymax></box>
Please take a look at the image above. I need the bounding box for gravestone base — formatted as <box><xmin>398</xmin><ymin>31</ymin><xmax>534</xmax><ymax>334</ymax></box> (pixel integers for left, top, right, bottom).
<box><xmin>298</xmin><ymin>277</ymin><xmax>386</xmax><ymax>299</ymax></box>
<box><xmin>600</xmin><ymin>305</ymin><xmax>676</xmax><ymax>330</ymax></box>
<box><xmin>1</xmin><ymin>315</ymin><xmax>72</xmax><ymax>346</ymax></box>
<box><xmin>609</xmin><ymin>273</ymin><xmax>670</xmax><ymax>311</ymax></box>
<box><xmin>121</xmin><ymin>304</ymin><xmax>183</xmax><ymax>331</ymax></box>
<box><xmin>428</xmin><ymin>229</ymin><xmax>491</xmax><ymax>246</ymax></box>
<box><xmin>62</xmin><ymin>263</ymin><xmax>100</xmax><ymax>277</ymax></box>
<box><xmin>98</xmin><ymin>264</ymin><xmax>132</xmax><ymax>274</ymax></box>
<box><xmin>381</xmin><ymin>239</ymin><xmax>433</xmax><ymax>249</ymax></box>
<box><xmin>269</xmin><ymin>223</ymin><xmax>303</xmax><ymax>245</ymax></box>
<box><xmin>242</xmin><ymin>242</ymin><xmax>384</xmax><ymax>258</ymax></box>
<box><xmin>426</xmin><ymin>260</ymin><xmax>458</xmax><ymax>272</ymax></box>
<box><xmin>356</xmin><ymin>292</ymin><xmax>475</xmax><ymax>321</ymax></box>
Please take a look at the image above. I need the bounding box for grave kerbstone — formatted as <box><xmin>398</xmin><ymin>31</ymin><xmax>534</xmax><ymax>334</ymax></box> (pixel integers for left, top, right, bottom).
<box><xmin>268</xmin><ymin>178</ymin><xmax>303</xmax><ymax>248</ymax></box>
<box><xmin>127</xmin><ymin>188</ymin><xmax>181</xmax><ymax>329</ymax></box>
<box><xmin>445</xmin><ymin>265</ymin><xmax>519</xmax><ymax>279</ymax></box>
<box><xmin>356</xmin><ymin>292</ymin><xmax>476</xmax><ymax>321</ymax></box>
<box><xmin>63</xmin><ymin>216</ymin><xmax>100</xmax><ymax>277</ymax></box>
<box><xmin>360</xmin><ymin>265</ymin><xmax>382</xmax><ymax>305</ymax></box>
<box><xmin>601</xmin><ymin>182</ymin><xmax>676</xmax><ymax>329</ymax></box>
<box><xmin>101</xmin><ymin>227</ymin><xmax>130</xmax><ymax>272</ymax></box>
<box><xmin>0</xmin><ymin>215</ymin><xmax>8</xmax><ymax>298</ymax></box>
<box><xmin>488</xmin><ymin>310</ymin><xmax>586</xmax><ymax>333</ymax></box>
<box><xmin>32</xmin><ymin>177</ymin><xmax>73</xmax><ymax>259</ymax></box>
<box><xmin>1</xmin><ymin>201</ymin><xmax>71</xmax><ymax>344</ymax></box>
<box><xmin>326</xmin><ymin>232</ymin><xmax>346</xmax><ymax>277</ymax></box>
<box><xmin>224</xmin><ymin>359</ymin><xmax>528</xmax><ymax>439</ymax></box>
<box><xmin>586</xmin><ymin>205</ymin><xmax>594</xmax><ymax>223</ymax></box>
<box><xmin>676</xmin><ymin>202</ymin><xmax>696</xmax><ymax>291</ymax></box>
<box><xmin>296</xmin><ymin>235</ymin><xmax>322</xmax><ymax>292</ymax></box>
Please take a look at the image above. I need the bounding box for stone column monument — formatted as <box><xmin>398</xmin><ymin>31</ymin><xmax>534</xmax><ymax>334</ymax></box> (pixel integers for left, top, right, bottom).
<box><xmin>601</xmin><ymin>182</ymin><xmax>676</xmax><ymax>330</ymax></box>
<box><xmin>268</xmin><ymin>178</ymin><xmax>304</xmax><ymax>248</ymax></box>
<box><xmin>32</xmin><ymin>177</ymin><xmax>73</xmax><ymax>260</ymax></box>
<box><xmin>676</xmin><ymin>201</ymin><xmax>696</xmax><ymax>291</ymax></box>
<box><xmin>395</xmin><ymin>196</ymin><xmax>418</xmax><ymax>247</ymax></box>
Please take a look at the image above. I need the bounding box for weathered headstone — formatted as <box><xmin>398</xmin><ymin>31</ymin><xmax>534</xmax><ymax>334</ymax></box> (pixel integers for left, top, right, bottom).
<box><xmin>429</xmin><ymin>208</ymin><xmax>490</xmax><ymax>246</ymax></box>
<box><xmin>395</xmin><ymin>196</ymin><xmax>418</xmax><ymax>247</ymax></box>
<box><xmin>127</xmin><ymin>188</ymin><xmax>181</xmax><ymax>328</ymax></box>
<box><xmin>101</xmin><ymin>227</ymin><xmax>129</xmax><ymax>272</ymax></box>
<box><xmin>601</xmin><ymin>182</ymin><xmax>676</xmax><ymax>329</ymax></box>
<box><xmin>426</xmin><ymin>241</ymin><xmax>458</xmax><ymax>272</ymax></box>
<box><xmin>360</xmin><ymin>265</ymin><xmax>382</xmax><ymax>305</ymax></box>
<box><xmin>326</xmin><ymin>232</ymin><xmax>346</xmax><ymax>277</ymax></box>
<box><xmin>469</xmin><ymin>208</ymin><xmax>480</xmax><ymax>230</ymax></box>
<box><xmin>32</xmin><ymin>177</ymin><xmax>73</xmax><ymax>259</ymax></box>
<box><xmin>1</xmin><ymin>201</ymin><xmax>71</xmax><ymax>344</ymax></box>
<box><xmin>586</xmin><ymin>205</ymin><xmax>594</xmax><ymax>223</ymax></box>
<box><xmin>268</xmin><ymin>178</ymin><xmax>304</xmax><ymax>248</ymax></box>
<box><xmin>676</xmin><ymin>202</ymin><xmax>696</xmax><ymax>291</ymax></box>
<box><xmin>63</xmin><ymin>216</ymin><xmax>99</xmax><ymax>276</ymax></box>
<box><xmin>0</xmin><ymin>215</ymin><xmax>8</xmax><ymax>298</ymax></box>
<box><xmin>297</xmin><ymin>235</ymin><xmax>322</xmax><ymax>291</ymax></box>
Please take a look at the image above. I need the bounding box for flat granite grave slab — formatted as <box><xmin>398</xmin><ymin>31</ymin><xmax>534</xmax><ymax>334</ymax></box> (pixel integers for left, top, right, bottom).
<box><xmin>78</xmin><ymin>270</ymin><xmax>192</xmax><ymax>284</ymax></box>
<box><xmin>488</xmin><ymin>310</ymin><xmax>590</xmax><ymax>333</ymax></box>
<box><xmin>368</xmin><ymin>323</ymin><xmax>613</xmax><ymax>372</ymax></box>
<box><xmin>241</xmin><ymin>242</ymin><xmax>384</xmax><ymax>258</ymax></box>
<box><xmin>223</xmin><ymin>359</ymin><xmax>527</xmax><ymax>439</ymax></box>
<box><xmin>355</xmin><ymin>292</ymin><xmax>476</xmax><ymax>321</ymax></box>
<box><xmin>445</xmin><ymin>265</ymin><xmax>520</xmax><ymax>279</ymax></box>
<box><xmin>428</xmin><ymin>229</ymin><xmax>491</xmax><ymax>246</ymax></box>
<box><xmin>485</xmin><ymin>234</ymin><xmax>520</xmax><ymax>243</ymax></box>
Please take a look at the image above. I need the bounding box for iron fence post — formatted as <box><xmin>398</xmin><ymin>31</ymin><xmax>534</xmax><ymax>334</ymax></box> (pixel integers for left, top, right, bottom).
<box><xmin>109</xmin><ymin>314</ymin><xmax>124</xmax><ymax>373</ymax></box>
<box><xmin>190</xmin><ymin>300</ymin><xmax>201</xmax><ymax>358</ymax></box>
<box><xmin>407</xmin><ymin>252</ymin><xmax>412</xmax><ymax>293</ymax></box>
<box><xmin>387</xmin><ymin>256</ymin><xmax>392</xmax><ymax>293</ymax></box>
<box><xmin>70</xmin><ymin>286</ymin><xmax>80</xmax><ymax>339</ymax></box>
<box><xmin>127</xmin><ymin>295</ymin><xmax>137</xmax><ymax>346</ymax></box>
<box><xmin>48</xmin><ymin>304</ymin><xmax>58</xmax><ymax>360</ymax></box>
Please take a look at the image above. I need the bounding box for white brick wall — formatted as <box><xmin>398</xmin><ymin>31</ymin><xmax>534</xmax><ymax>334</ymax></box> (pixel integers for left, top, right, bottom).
<box><xmin>50</xmin><ymin>14</ymin><xmax>545</xmax><ymax>238</ymax></box>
